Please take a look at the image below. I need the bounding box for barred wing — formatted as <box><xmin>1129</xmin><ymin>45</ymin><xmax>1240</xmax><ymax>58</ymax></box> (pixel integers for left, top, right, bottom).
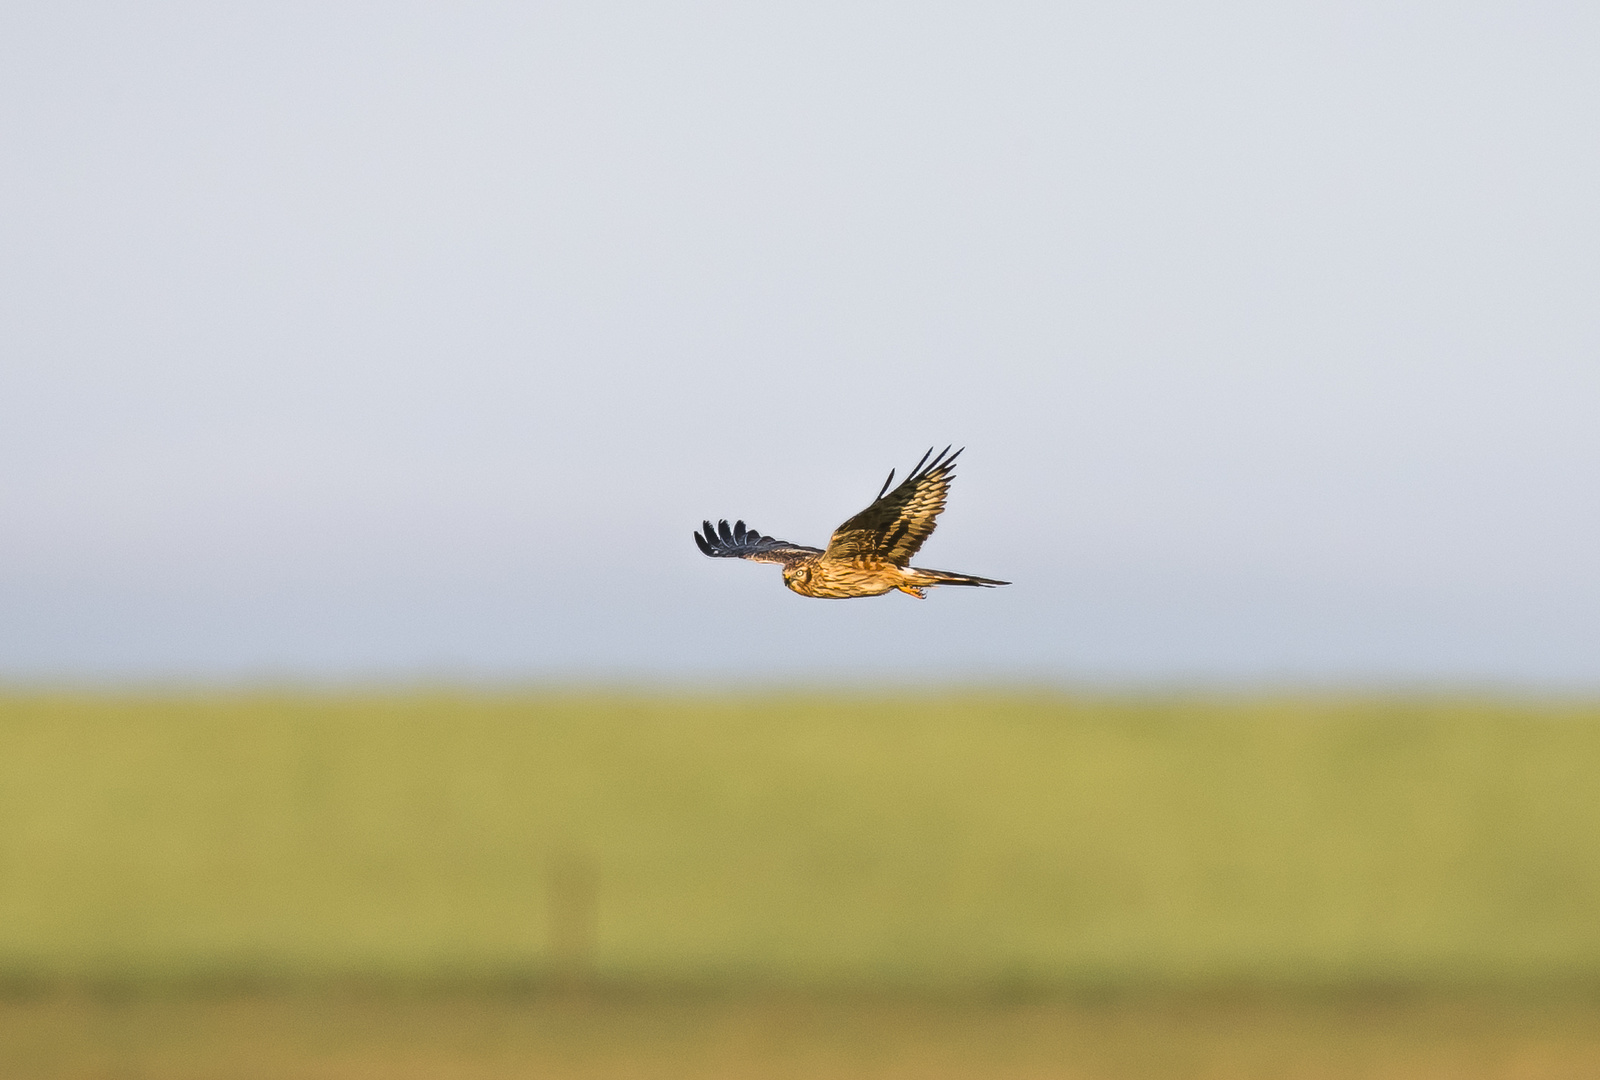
<box><xmin>694</xmin><ymin>519</ymin><xmax>821</xmax><ymax>567</ymax></box>
<box><xmin>823</xmin><ymin>446</ymin><xmax>961</xmax><ymax>567</ymax></box>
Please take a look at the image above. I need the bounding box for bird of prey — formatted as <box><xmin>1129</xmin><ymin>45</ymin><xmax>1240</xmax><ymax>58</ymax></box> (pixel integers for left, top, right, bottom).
<box><xmin>694</xmin><ymin>447</ymin><xmax>1009</xmax><ymax>599</ymax></box>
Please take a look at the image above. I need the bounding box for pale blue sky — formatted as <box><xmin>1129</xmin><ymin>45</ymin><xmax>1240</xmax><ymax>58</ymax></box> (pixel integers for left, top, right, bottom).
<box><xmin>2</xmin><ymin>3</ymin><xmax>1597</xmax><ymax>684</ymax></box>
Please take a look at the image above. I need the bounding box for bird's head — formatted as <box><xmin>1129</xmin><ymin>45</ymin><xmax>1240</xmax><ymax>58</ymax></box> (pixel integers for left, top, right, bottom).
<box><xmin>781</xmin><ymin>563</ymin><xmax>814</xmax><ymax>593</ymax></box>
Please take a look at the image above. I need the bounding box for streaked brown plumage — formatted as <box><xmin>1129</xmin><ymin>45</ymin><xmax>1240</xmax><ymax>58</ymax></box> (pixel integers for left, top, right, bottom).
<box><xmin>693</xmin><ymin>447</ymin><xmax>1009</xmax><ymax>599</ymax></box>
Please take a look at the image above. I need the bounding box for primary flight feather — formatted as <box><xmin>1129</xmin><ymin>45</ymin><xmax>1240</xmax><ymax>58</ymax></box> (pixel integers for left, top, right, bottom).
<box><xmin>693</xmin><ymin>446</ymin><xmax>1009</xmax><ymax>599</ymax></box>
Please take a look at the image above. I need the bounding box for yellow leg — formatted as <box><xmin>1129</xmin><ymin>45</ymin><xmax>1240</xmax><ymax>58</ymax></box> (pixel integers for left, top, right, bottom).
<box><xmin>896</xmin><ymin>585</ymin><xmax>927</xmax><ymax>599</ymax></box>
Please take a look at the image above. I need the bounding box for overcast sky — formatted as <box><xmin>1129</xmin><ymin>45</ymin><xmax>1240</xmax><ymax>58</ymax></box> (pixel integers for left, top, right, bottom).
<box><xmin>2</xmin><ymin>2</ymin><xmax>1597</xmax><ymax>685</ymax></box>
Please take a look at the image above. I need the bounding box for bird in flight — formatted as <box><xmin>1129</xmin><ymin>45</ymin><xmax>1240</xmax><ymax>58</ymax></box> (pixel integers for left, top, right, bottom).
<box><xmin>694</xmin><ymin>447</ymin><xmax>1009</xmax><ymax>599</ymax></box>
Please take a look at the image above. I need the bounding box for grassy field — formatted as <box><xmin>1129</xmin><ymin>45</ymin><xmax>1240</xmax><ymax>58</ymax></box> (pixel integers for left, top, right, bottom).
<box><xmin>3</xmin><ymin>689</ymin><xmax>1599</xmax><ymax>1076</ymax></box>
<box><xmin>3</xmin><ymin>690</ymin><xmax>1600</xmax><ymax>988</ymax></box>
<box><xmin>4</xmin><ymin>989</ymin><xmax>1600</xmax><ymax>1079</ymax></box>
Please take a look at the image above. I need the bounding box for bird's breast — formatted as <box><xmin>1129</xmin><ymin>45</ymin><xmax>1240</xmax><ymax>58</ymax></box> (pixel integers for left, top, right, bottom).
<box><xmin>789</xmin><ymin>562</ymin><xmax>899</xmax><ymax>599</ymax></box>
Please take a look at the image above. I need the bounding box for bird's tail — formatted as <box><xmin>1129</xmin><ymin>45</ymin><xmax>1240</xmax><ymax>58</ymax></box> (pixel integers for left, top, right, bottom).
<box><xmin>914</xmin><ymin>568</ymin><xmax>1010</xmax><ymax>588</ymax></box>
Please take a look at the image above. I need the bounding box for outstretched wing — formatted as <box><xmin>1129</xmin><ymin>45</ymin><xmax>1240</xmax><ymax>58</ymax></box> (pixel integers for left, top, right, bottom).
<box><xmin>823</xmin><ymin>446</ymin><xmax>962</xmax><ymax>567</ymax></box>
<box><xmin>694</xmin><ymin>519</ymin><xmax>822</xmax><ymax>568</ymax></box>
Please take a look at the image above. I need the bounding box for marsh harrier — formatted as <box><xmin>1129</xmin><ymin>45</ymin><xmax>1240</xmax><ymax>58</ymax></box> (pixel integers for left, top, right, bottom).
<box><xmin>694</xmin><ymin>447</ymin><xmax>1009</xmax><ymax>599</ymax></box>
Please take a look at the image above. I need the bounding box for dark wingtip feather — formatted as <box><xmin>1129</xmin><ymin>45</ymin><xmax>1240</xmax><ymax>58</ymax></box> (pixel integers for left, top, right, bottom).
<box><xmin>693</xmin><ymin>517</ymin><xmax>797</xmax><ymax>561</ymax></box>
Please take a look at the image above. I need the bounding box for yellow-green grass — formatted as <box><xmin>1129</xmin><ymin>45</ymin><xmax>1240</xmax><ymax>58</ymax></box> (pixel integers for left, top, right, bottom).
<box><xmin>1</xmin><ymin>691</ymin><xmax>1599</xmax><ymax>990</ymax></box>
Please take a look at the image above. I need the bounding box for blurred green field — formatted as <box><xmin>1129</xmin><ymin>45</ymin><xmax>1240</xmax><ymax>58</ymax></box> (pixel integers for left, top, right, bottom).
<box><xmin>2</xmin><ymin>690</ymin><xmax>1598</xmax><ymax>991</ymax></box>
